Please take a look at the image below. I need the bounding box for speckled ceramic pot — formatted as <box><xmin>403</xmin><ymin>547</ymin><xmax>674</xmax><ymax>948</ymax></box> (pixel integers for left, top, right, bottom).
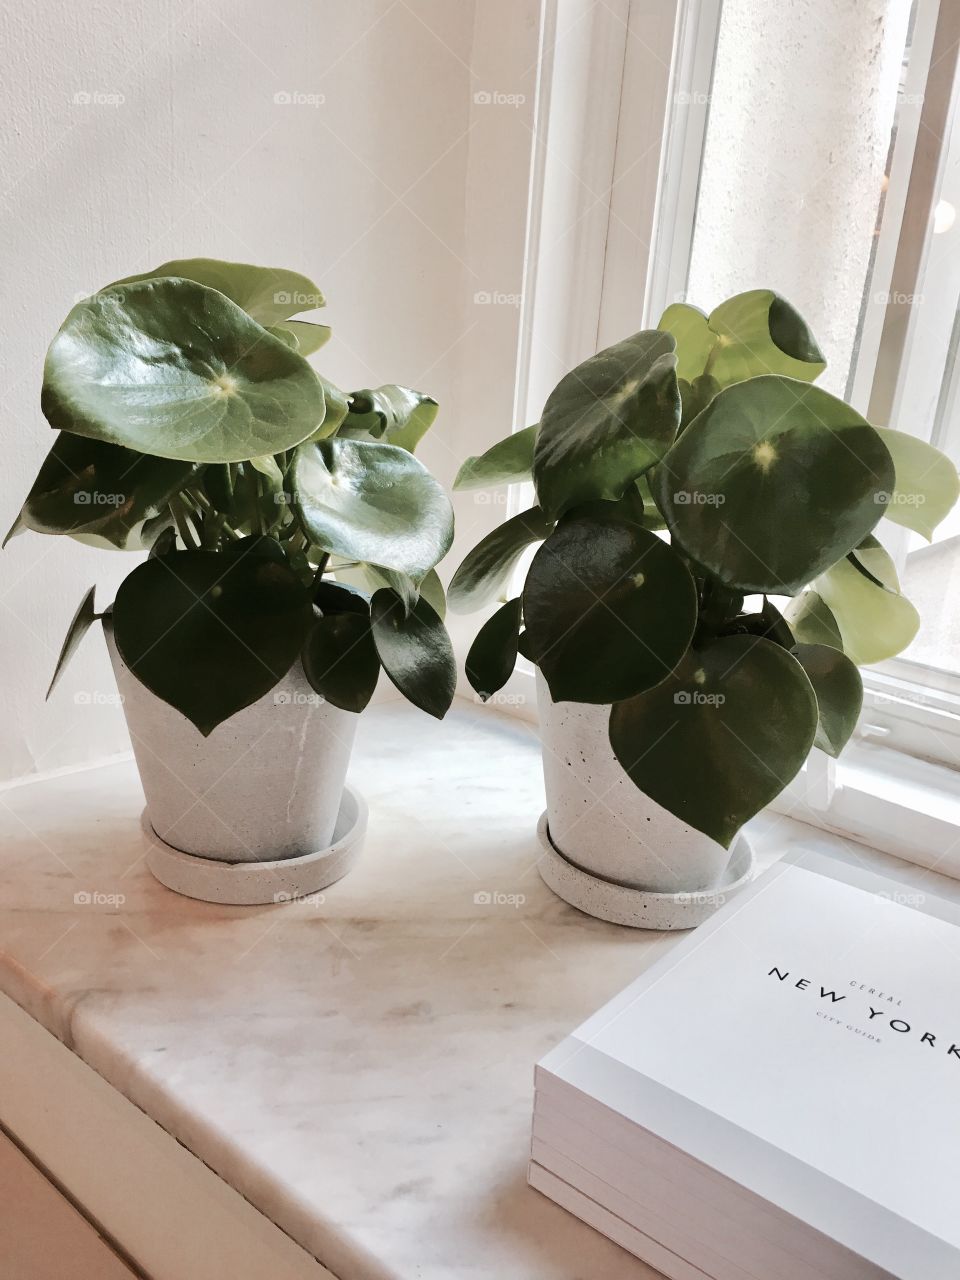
<box><xmin>105</xmin><ymin>620</ymin><xmax>358</xmax><ymax>864</ymax></box>
<box><xmin>537</xmin><ymin>672</ymin><xmax>738</xmax><ymax>895</ymax></box>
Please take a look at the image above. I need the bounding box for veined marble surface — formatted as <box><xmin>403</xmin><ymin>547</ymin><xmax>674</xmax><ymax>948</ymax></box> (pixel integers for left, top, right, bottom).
<box><xmin>0</xmin><ymin>700</ymin><xmax>897</xmax><ymax>1280</ymax></box>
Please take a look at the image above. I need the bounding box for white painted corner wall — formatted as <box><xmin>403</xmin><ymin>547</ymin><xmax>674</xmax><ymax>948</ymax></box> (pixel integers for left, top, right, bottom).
<box><xmin>0</xmin><ymin>0</ymin><xmax>542</xmax><ymax>783</ymax></box>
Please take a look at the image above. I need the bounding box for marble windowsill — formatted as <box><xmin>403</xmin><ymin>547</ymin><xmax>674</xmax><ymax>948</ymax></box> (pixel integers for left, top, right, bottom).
<box><xmin>0</xmin><ymin>700</ymin><xmax>942</xmax><ymax>1280</ymax></box>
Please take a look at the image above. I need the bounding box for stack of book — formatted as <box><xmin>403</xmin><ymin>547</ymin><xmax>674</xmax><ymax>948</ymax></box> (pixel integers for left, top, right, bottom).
<box><xmin>530</xmin><ymin>850</ymin><xmax>960</xmax><ymax>1279</ymax></box>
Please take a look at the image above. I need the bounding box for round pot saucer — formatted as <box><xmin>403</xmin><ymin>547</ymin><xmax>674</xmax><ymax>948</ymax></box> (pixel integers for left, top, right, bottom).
<box><xmin>141</xmin><ymin>786</ymin><xmax>368</xmax><ymax>906</ymax></box>
<box><xmin>536</xmin><ymin>811</ymin><xmax>756</xmax><ymax>930</ymax></box>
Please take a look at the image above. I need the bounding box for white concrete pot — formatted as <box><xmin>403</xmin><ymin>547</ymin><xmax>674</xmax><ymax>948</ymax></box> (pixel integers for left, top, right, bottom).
<box><xmin>105</xmin><ymin>621</ymin><xmax>359</xmax><ymax>868</ymax></box>
<box><xmin>537</xmin><ymin>672</ymin><xmax>748</xmax><ymax>915</ymax></box>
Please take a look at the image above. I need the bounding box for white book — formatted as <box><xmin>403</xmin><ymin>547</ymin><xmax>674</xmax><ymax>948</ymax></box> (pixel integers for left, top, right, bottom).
<box><xmin>531</xmin><ymin>850</ymin><xmax>960</xmax><ymax>1280</ymax></box>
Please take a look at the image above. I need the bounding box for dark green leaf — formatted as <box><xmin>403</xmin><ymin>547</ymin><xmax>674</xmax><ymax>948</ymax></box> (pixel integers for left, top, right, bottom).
<box><xmin>454</xmin><ymin>425</ymin><xmax>538</xmax><ymax>490</ymax></box>
<box><xmin>522</xmin><ymin>511</ymin><xmax>697</xmax><ymax>704</ymax></box>
<box><xmin>43</xmin><ymin>279</ymin><xmax>325</xmax><ymax>463</ymax></box>
<box><xmin>291</xmin><ymin>438</ymin><xmax>453</xmax><ymax>582</ymax></box>
<box><xmin>655</xmin><ymin>375</ymin><xmax>895</xmax><ymax>592</ymax></box>
<box><xmin>370</xmin><ymin>588</ymin><xmax>456</xmax><ymax>718</ymax></box>
<box><xmin>314</xmin><ymin>579</ymin><xmax>370</xmax><ymax>614</ymax></box>
<box><xmin>302</xmin><ymin>611</ymin><xmax>380</xmax><ymax>713</ymax></box>
<box><xmin>609</xmin><ymin>635</ymin><xmax>818</xmax><ymax>848</ymax></box>
<box><xmin>447</xmin><ymin>506</ymin><xmax>554</xmax><ymax>614</ymax></box>
<box><xmin>677</xmin><ymin>373</ymin><xmax>720</xmax><ymax>432</ymax></box>
<box><xmin>339</xmin><ymin>386</ymin><xmax>439</xmax><ymax>453</ymax></box>
<box><xmin>16</xmin><ymin>433</ymin><xmax>198</xmax><ymax>550</ymax></box>
<box><xmin>465</xmin><ymin>598</ymin><xmax>522</xmax><ymax>701</ymax></box>
<box><xmin>791</xmin><ymin>643</ymin><xmax>863</xmax><ymax>757</ymax></box>
<box><xmin>112</xmin><ymin>542</ymin><xmax>313</xmax><ymax>735</ymax></box>
<box><xmin>353</xmin><ymin>563</ymin><xmax>419</xmax><ymax>616</ymax></box>
<box><xmin>46</xmin><ymin>586</ymin><xmax>99</xmax><ymax>699</ymax></box>
<box><xmin>533</xmin><ymin>330</ymin><xmax>680</xmax><ymax>520</ymax></box>
<box><xmin>108</xmin><ymin>258</ymin><xmax>325</xmax><ymax>326</ymax></box>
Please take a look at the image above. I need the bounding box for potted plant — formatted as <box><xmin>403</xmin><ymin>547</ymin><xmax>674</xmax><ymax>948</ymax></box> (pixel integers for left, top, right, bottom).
<box><xmin>8</xmin><ymin>258</ymin><xmax>457</xmax><ymax>904</ymax></box>
<box><xmin>449</xmin><ymin>289</ymin><xmax>960</xmax><ymax>928</ymax></box>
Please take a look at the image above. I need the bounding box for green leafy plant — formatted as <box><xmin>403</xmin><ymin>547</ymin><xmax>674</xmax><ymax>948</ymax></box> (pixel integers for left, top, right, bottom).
<box><xmin>10</xmin><ymin>258</ymin><xmax>457</xmax><ymax>733</ymax></box>
<box><xmin>451</xmin><ymin>289</ymin><xmax>960</xmax><ymax>848</ymax></box>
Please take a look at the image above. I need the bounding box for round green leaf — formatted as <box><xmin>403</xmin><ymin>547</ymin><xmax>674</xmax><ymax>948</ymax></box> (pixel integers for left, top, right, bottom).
<box><xmin>609</xmin><ymin>635</ymin><xmax>818</xmax><ymax>848</ymax></box>
<box><xmin>338</xmin><ymin>385</ymin><xmax>439</xmax><ymax>453</ymax></box>
<box><xmin>533</xmin><ymin>330</ymin><xmax>680</xmax><ymax>520</ymax></box>
<box><xmin>465</xmin><ymin>598</ymin><xmax>522</xmax><ymax>701</ymax></box>
<box><xmin>112</xmin><ymin>541</ymin><xmax>313</xmax><ymax>735</ymax></box>
<box><xmin>43</xmin><ymin>279</ymin><xmax>326</xmax><ymax>463</ymax></box>
<box><xmin>706</xmin><ymin>290</ymin><xmax>826</xmax><ymax>386</ymax></box>
<box><xmin>655</xmin><ymin>376</ymin><xmax>895</xmax><ymax>593</ymax></box>
<box><xmin>302</xmin><ymin>611</ymin><xmax>380</xmax><ymax>713</ymax></box>
<box><xmin>522</xmin><ymin>512</ymin><xmax>697</xmax><ymax>704</ymax></box>
<box><xmin>370</xmin><ymin>588</ymin><xmax>456</xmax><ymax>718</ymax></box>
<box><xmin>874</xmin><ymin>426</ymin><xmax>960</xmax><ymax>540</ymax></box>
<box><xmin>291</xmin><ymin>438</ymin><xmax>453</xmax><ymax>583</ymax></box>
<box><xmin>16</xmin><ymin>433</ymin><xmax>199</xmax><ymax>549</ymax></box>
<box><xmin>454</xmin><ymin>425</ymin><xmax>538</xmax><ymax>490</ymax></box>
<box><xmin>814</xmin><ymin>540</ymin><xmax>919</xmax><ymax>665</ymax></box>
<box><xmin>447</xmin><ymin>506</ymin><xmax>554</xmax><ymax>614</ymax></box>
<box><xmin>658</xmin><ymin>303</ymin><xmax>715</xmax><ymax>383</ymax></box>
<box><xmin>108</xmin><ymin>258</ymin><xmax>325</xmax><ymax>326</ymax></box>
<box><xmin>784</xmin><ymin>590</ymin><xmax>843</xmax><ymax>650</ymax></box>
<box><xmin>275</xmin><ymin>320</ymin><xmax>332</xmax><ymax>355</ymax></box>
<box><xmin>791</xmin><ymin>643</ymin><xmax>862</xmax><ymax>757</ymax></box>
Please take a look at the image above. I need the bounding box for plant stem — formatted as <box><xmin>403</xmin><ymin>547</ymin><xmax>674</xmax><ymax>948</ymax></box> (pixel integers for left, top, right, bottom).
<box><xmin>187</xmin><ymin>489</ymin><xmax>242</xmax><ymax>542</ymax></box>
<box><xmin>170</xmin><ymin>495</ymin><xmax>199</xmax><ymax>550</ymax></box>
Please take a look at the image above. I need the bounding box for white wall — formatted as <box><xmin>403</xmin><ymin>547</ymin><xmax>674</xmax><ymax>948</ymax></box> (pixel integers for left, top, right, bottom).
<box><xmin>0</xmin><ymin>0</ymin><xmax>540</xmax><ymax>782</ymax></box>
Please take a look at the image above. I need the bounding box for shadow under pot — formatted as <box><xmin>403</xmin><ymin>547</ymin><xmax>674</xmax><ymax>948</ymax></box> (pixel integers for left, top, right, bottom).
<box><xmin>103</xmin><ymin>617</ymin><xmax>366</xmax><ymax>906</ymax></box>
<box><xmin>535</xmin><ymin>672</ymin><xmax>755</xmax><ymax>930</ymax></box>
